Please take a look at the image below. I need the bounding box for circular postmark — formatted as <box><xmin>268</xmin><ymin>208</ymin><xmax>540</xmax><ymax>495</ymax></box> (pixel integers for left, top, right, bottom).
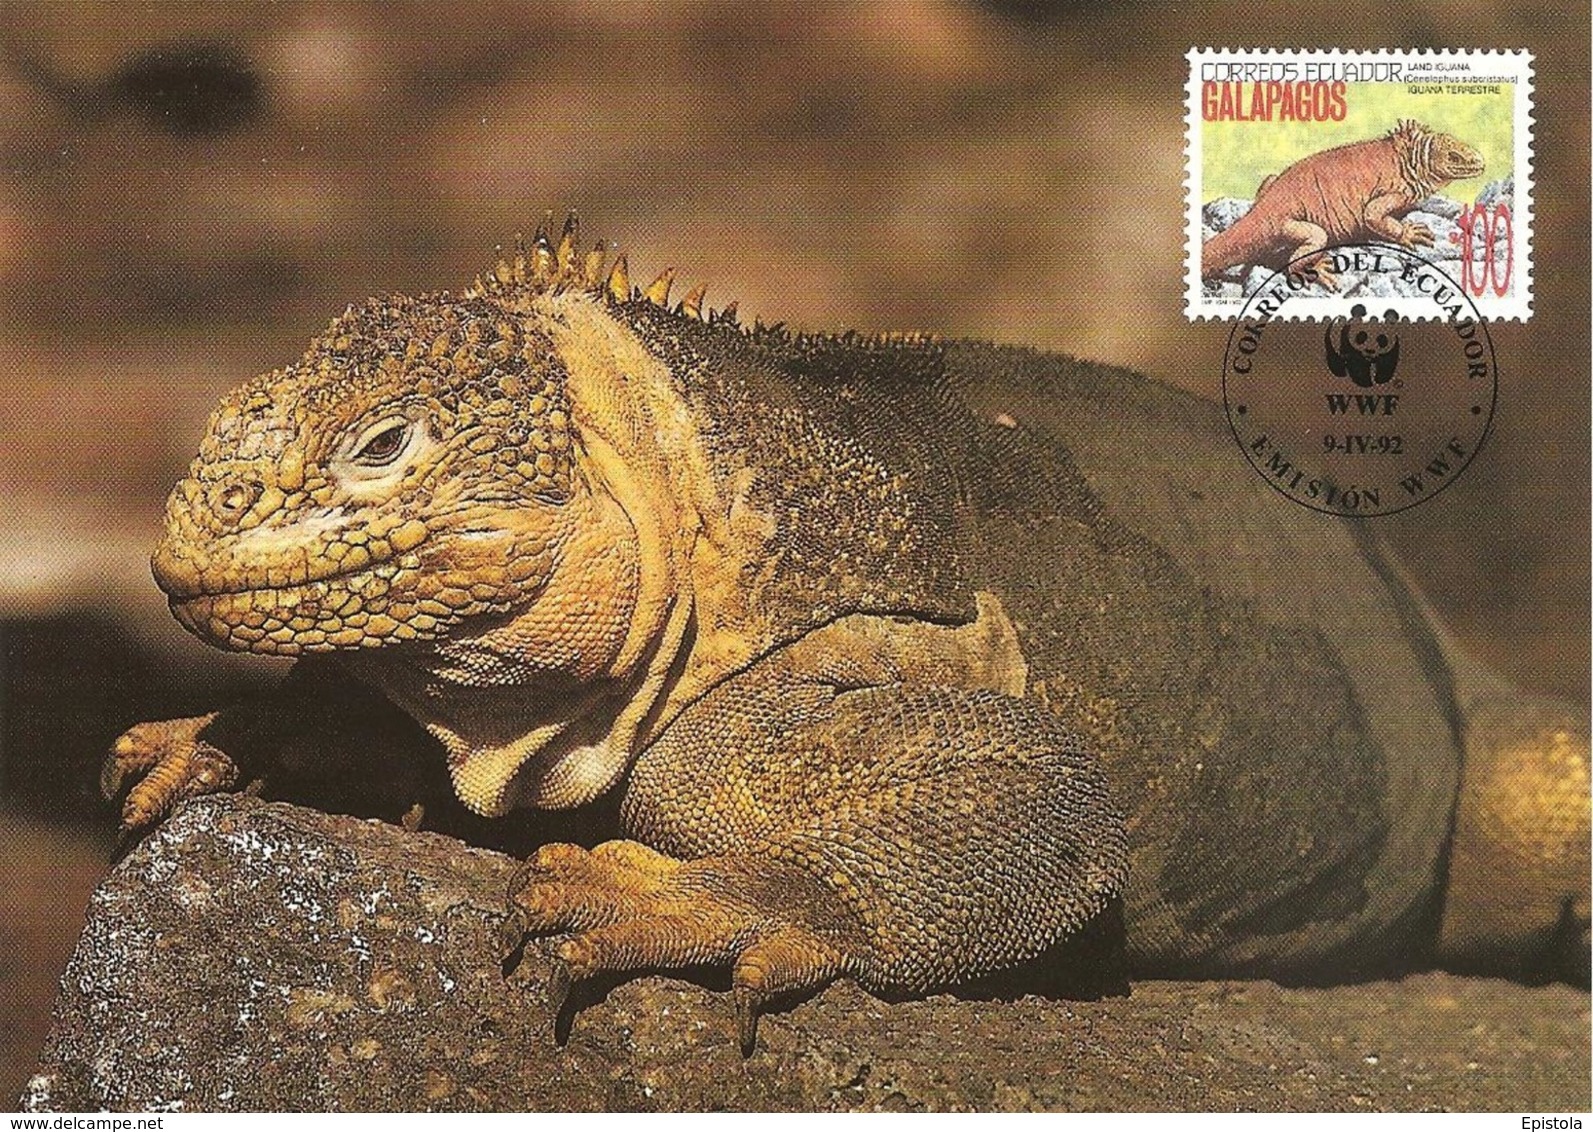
<box><xmin>1222</xmin><ymin>243</ymin><xmax>1497</xmax><ymax>517</ymax></box>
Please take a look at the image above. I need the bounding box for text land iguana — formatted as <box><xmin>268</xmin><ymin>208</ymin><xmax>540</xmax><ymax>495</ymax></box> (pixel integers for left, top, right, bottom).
<box><xmin>107</xmin><ymin>217</ymin><xmax>1588</xmax><ymax>1051</ymax></box>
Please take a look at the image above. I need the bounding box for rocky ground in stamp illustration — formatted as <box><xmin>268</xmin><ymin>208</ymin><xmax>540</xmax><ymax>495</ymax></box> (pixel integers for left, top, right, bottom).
<box><xmin>1201</xmin><ymin>177</ymin><xmax>1516</xmax><ymax>302</ymax></box>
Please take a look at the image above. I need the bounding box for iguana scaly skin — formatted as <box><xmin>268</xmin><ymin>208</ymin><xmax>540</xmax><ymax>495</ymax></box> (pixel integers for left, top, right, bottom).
<box><xmin>1201</xmin><ymin>119</ymin><xmax>1486</xmax><ymax>286</ymax></box>
<box><xmin>109</xmin><ymin>218</ymin><xmax>1588</xmax><ymax>1050</ymax></box>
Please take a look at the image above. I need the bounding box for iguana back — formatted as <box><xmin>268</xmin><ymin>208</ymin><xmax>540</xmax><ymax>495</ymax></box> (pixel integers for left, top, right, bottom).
<box><xmin>642</xmin><ymin>317</ymin><xmax>1462</xmax><ymax>978</ymax></box>
<box><xmin>940</xmin><ymin>342</ymin><xmax>1458</xmax><ymax>975</ymax></box>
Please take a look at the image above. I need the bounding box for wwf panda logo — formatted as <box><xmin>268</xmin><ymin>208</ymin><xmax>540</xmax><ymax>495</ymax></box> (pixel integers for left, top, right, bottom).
<box><xmin>1325</xmin><ymin>304</ymin><xmax>1401</xmax><ymax>388</ymax></box>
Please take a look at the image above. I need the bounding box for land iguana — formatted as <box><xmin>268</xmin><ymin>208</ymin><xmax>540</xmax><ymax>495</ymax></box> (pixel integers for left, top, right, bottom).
<box><xmin>106</xmin><ymin>216</ymin><xmax>1588</xmax><ymax>1052</ymax></box>
<box><xmin>1201</xmin><ymin>119</ymin><xmax>1486</xmax><ymax>287</ymax></box>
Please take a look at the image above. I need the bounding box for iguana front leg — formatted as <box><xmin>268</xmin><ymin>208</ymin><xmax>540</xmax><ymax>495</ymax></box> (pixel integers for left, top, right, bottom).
<box><xmin>1364</xmin><ymin>193</ymin><xmax>1433</xmax><ymax>248</ymax></box>
<box><xmin>105</xmin><ymin>712</ymin><xmax>237</xmax><ymax>829</ymax></box>
<box><xmin>506</xmin><ymin>657</ymin><xmax>1127</xmax><ymax>1050</ymax></box>
<box><xmin>1278</xmin><ymin>218</ymin><xmax>1342</xmax><ymax>289</ymax></box>
<box><xmin>106</xmin><ymin>658</ymin><xmax>435</xmax><ymax>831</ymax></box>
<box><xmin>508</xmin><ymin>840</ymin><xmax>854</xmax><ymax>1051</ymax></box>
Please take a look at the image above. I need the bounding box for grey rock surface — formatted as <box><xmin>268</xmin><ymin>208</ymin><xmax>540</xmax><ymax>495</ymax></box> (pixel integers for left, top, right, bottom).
<box><xmin>24</xmin><ymin>796</ymin><xmax>1591</xmax><ymax>1112</ymax></box>
<box><xmin>1202</xmin><ymin>197</ymin><xmax>1252</xmax><ymax>232</ymax></box>
<box><xmin>1415</xmin><ymin>195</ymin><xmax>1464</xmax><ymax>220</ymax></box>
<box><xmin>1476</xmin><ymin>176</ymin><xmax>1514</xmax><ymax>211</ymax></box>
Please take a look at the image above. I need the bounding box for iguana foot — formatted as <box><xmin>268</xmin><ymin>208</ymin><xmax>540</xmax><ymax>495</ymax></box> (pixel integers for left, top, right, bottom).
<box><xmin>505</xmin><ymin>840</ymin><xmax>849</xmax><ymax>1053</ymax></box>
<box><xmin>1400</xmin><ymin>221</ymin><xmax>1435</xmax><ymax>248</ymax></box>
<box><xmin>1309</xmin><ymin>262</ymin><xmax>1341</xmax><ymax>290</ymax></box>
<box><xmin>104</xmin><ymin>714</ymin><xmax>239</xmax><ymax>830</ymax></box>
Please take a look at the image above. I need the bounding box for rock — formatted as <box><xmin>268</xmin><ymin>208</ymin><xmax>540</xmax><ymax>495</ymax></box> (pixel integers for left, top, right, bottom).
<box><xmin>1415</xmin><ymin>195</ymin><xmax>1464</xmax><ymax>219</ymax></box>
<box><xmin>1476</xmin><ymin>176</ymin><xmax>1514</xmax><ymax>211</ymax></box>
<box><xmin>1201</xmin><ymin>197</ymin><xmax>1251</xmax><ymax>233</ymax></box>
<box><xmin>23</xmin><ymin>796</ymin><xmax>1591</xmax><ymax>1112</ymax></box>
<box><xmin>1333</xmin><ymin>272</ymin><xmax>1373</xmax><ymax>297</ymax></box>
<box><xmin>1241</xmin><ymin>267</ymin><xmax>1299</xmax><ymax>297</ymax></box>
<box><xmin>1344</xmin><ymin>271</ymin><xmax>1390</xmax><ymax>299</ymax></box>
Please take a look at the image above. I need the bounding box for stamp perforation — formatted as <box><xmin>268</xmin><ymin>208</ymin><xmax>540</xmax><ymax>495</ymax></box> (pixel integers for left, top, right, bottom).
<box><xmin>1184</xmin><ymin>47</ymin><xmax>1535</xmax><ymax>322</ymax></box>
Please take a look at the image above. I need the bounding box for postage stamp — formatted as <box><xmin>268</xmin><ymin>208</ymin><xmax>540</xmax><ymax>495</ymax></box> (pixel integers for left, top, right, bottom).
<box><xmin>1185</xmin><ymin>48</ymin><xmax>1534</xmax><ymax>321</ymax></box>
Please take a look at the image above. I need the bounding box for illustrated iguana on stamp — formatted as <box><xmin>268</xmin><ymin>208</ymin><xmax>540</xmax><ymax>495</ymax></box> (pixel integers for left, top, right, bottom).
<box><xmin>1201</xmin><ymin>119</ymin><xmax>1486</xmax><ymax>287</ymax></box>
<box><xmin>107</xmin><ymin>216</ymin><xmax>1588</xmax><ymax>1051</ymax></box>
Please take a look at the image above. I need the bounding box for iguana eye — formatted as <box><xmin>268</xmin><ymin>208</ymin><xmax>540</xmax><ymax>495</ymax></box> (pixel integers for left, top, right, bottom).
<box><xmin>350</xmin><ymin>419</ymin><xmax>411</xmax><ymax>466</ymax></box>
<box><xmin>333</xmin><ymin>412</ymin><xmax>435</xmax><ymax>493</ymax></box>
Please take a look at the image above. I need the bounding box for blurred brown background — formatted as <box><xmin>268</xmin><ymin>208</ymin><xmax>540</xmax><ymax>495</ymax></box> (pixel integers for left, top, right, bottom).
<box><xmin>0</xmin><ymin>0</ymin><xmax>1586</xmax><ymax>1100</ymax></box>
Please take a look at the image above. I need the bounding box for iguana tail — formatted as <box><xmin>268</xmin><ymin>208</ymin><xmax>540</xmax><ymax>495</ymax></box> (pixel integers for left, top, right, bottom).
<box><xmin>1437</xmin><ymin>656</ymin><xmax>1590</xmax><ymax>986</ymax></box>
<box><xmin>1200</xmin><ymin>214</ymin><xmax>1273</xmax><ymax>280</ymax></box>
<box><xmin>1361</xmin><ymin>534</ymin><xmax>1588</xmax><ymax>986</ymax></box>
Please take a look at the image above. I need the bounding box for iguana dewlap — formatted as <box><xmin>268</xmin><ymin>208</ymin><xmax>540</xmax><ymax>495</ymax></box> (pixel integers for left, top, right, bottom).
<box><xmin>110</xmin><ymin>218</ymin><xmax>1588</xmax><ymax>1051</ymax></box>
<box><xmin>1201</xmin><ymin>119</ymin><xmax>1485</xmax><ymax>284</ymax></box>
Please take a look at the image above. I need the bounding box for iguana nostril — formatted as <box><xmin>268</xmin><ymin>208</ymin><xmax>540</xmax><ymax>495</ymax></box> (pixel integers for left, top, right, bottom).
<box><xmin>213</xmin><ymin>480</ymin><xmax>261</xmax><ymax>521</ymax></box>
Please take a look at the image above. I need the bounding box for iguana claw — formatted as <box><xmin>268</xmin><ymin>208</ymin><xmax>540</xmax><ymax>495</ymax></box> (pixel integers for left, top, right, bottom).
<box><xmin>507</xmin><ymin>839</ymin><xmax>845</xmax><ymax>1054</ymax></box>
<box><xmin>733</xmin><ymin>985</ymin><xmax>760</xmax><ymax>1056</ymax></box>
<box><xmin>1402</xmin><ymin>222</ymin><xmax>1435</xmax><ymax>248</ymax></box>
<box><xmin>105</xmin><ymin>714</ymin><xmax>236</xmax><ymax>830</ymax></box>
<box><xmin>545</xmin><ymin>956</ymin><xmax>574</xmax><ymax>1018</ymax></box>
<box><xmin>495</xmin><ymin>907</ymin><xmax>529</xmax><ymax>967</ymax></box>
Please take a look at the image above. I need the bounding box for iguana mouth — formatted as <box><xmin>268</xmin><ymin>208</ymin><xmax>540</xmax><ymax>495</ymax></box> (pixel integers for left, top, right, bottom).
<box><xmin>151</xmin><ymin>516</ymin><xmax>429</xmax><ymax>602</ymax></box>
<box><xmin>154</xmin><ymin>524</ymin><xmax>461</xmax><ymax>654</ymax></box>
<box><xmin>155</xmin><ymin>553</ymin><xmax>398</xmax><ymax>603</ymax></box>
<box><xmin>164</xmin><ymin>568</ymin><xmax>473</xmax><ymax>655</ymax></box>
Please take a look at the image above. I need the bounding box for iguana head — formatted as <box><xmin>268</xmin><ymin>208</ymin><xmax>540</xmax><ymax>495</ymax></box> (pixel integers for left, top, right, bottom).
<box><xmin>153</xmin><ymin>291</ymin><xmax>587</xmax><ymax>655</ymax></box>
<box><xmin>1390</xmin><ymin>119</ymin><xmax>1486</xmax><ymax>194</ymax></box>
<box><xmin>153</xmin><ymin>218</ymin><xmax>765</xmax><ymax>814</ymax></box>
